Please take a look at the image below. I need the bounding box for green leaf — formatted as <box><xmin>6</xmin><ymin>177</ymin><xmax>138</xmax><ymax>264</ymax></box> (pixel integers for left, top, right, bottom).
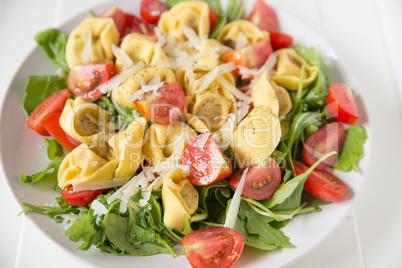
<box><xmin>210</xmin><ymin>12</ymin><xmax>227</xmax><ymax>39</ymax></box>
<box><xmin>65</xmin><ymin>214</ymin><xmax>98</xmax><ymax>250</ymax></box>
<box><xmin>45</xmin><ymin>139</ymin><xmax>68</xmax><ymax>160</ymax></box>
<box><xmin>334</xmin><ymin>126</ymin><xmax>367</xmax><ymax>171</ymax></box>
<box><xmin>22</xmin><ymin>75</ymin><xmax>67</xmax><ymax>115</ymax></box>
<box><xmin>111</xmin><ymin>98</ymin><xmax>142</xmax><ymax>125</ymax></box>
<box><xmin>226</xmin><ymin>0</ymin><xmax>245</xmax><ymax>22</ymax></box>
<box><xmin>20</xmin><ymin>156</ymin><xmax>64</xmax><ymax>184</ymax></box>
<box><xmin>34</xmin><ymin>28</ymin><xmax>69</xmax><ymax>73</ymax></box>
<box><xmin>20</xmin><ymin>201</ymin><xmax>79</xmax><ymax>223</ymax></box>
<box><xmin>165</xmin><ymin>0</ymin><xmax>189</xmax><ymax>8</ymax></box>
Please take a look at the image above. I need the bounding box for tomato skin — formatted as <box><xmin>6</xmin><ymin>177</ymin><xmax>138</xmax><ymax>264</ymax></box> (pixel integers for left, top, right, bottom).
<box><xmin>124</xmin><ymin>13</ymin><xmax>155</xmax><ymax>38</ymax></box>
<box><xmin>302</xmin><ymin>123</ymin><xmax>346</xmax><ymax>170</ymax></box>
<box><xmin>61</xmin><ymin>187</ymin><xmax>106</xmax><ymax>207</ymax></box>
<box><xmin>229</xmin><ymin>159</ymin><xmax>281</xmax><ymax>200</ymax></box>
<box><xmin>225</xmin><ymin>40</ymin><xmax>273</xmax><ymax>78</ymax></box>
<box><xmin>325</xmin><ymin>82</ymin><xmax>359</xmax><ymax>124</ymax></box>
<box><xmin>140</xmin><ymin>0</ymin><xmax>168</xmax><ymax>24</ymax></box>
<box><xmin>67</xmin><ymin>61</ymin><xmax>113</xmax><ymax>101</ymax></box>
<box><xmin>182</xmin><ymin>133</ymin><xmax>232</xmax><ymax>186</ymax></box>
<box><xmin>182</xmin><ymin>226</ymin><xmax>244</xmax><ymax>268</ymax></box>
<box><xmin>41</xmin><ymin>112</ymin><xmax>80</xmax><ymax>152</ymax></box>
<box><xmin>134</xmin><ymin>82</ymin><xmax>185</xmax><ymax>125</ymax></box>
<box><xmin>269</xmin><ymin>32</ymin><xmax>293</xmax><ymax>50</ymax></box>
<box><xmin>100</xmin><ymin>6</ymin><xmax>128</xmax><ymax>36</ymax></box>
<box><xmin>27</xmin><ymin>89</ymin><xmax>70</xmax><ymax>136</ymax></box>
<box><xmin>293</xmin><ymin>161</ymin><xmax>347</xmax><ymax>202</ymax></box>
<box><xmin>248</xmin><ymin>0</ymin><xmax>279</xmax><ymax>32</ymax></box>
<box><xmin>208</xmin><ymin>7</ymin><xmax>218</xmax><ymax>34</ymax></box>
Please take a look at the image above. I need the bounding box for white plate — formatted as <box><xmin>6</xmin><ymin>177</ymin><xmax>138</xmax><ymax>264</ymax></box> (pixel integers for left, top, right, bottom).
<box><xmin>0</xmin><ymin>1</ymin><xmax>372</xmax><ymax>267</ymax></box>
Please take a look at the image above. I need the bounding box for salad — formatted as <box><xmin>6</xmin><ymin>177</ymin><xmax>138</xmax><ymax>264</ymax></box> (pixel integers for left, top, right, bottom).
<box><xmin>19</xmin><ymin>0</ymin><xmax>367</xmax><ymax>267</ymax></box>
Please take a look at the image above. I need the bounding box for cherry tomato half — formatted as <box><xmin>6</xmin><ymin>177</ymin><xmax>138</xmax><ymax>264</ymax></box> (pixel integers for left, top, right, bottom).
<box><xmin>229</xmin><ymin>158</ymin><xmax>281</xmax><ymax>200</ymax></box>
<box><xmin>302</xmin><ymin>122</ymin><xmax>346</xmax><ymax>170</ymax></box>
<box><xmin>133</xmin><ymin>82</ymin><xmax>185</xmax><ymax>125</ymax></box>
<box><xmin>225</xmin><ymin>39</ymin><xmax>273</xmax><ymax>79</ymax></box>
<box><xmin>67</xmin><ymin>61</ymin><xmax>114</xmax><ymax>101</ymax></box>
<box><xmin>248</xmin><ymin>0</ymin><xmax>279</xmax><ymax>32</ymax></box>
<box><xmin>293</xmin><ymin>161</ymin><xmax>347</xmax><ymax>202</ymax></box>
<box><xmin>124</xmin><ymin>13</ymin><xmax>155</xmax><ymax>38</ymax></box>
<box><xmin>209</xmin><ymin>7</ymin><xmax>218</xmax><ymax>34</ymax></box>
<box><xmin>27</xmin><ymin>89</ymin><xmax>70</xmax><ymax>136</ymax></box>
<box><xmin>61</xmin><ymin>187</ymin><xmax>106</xmax><ymax>207</ymax></box>
<box><xmin>325</xmin><ymin>82</ymin><xmax>359</xmax><ymax>124</ymax></box>
<box><xmin>269</xmin><ymin>32</ymin><xmax>293</xmax><ymax>51</ymax></box>
<box><xmin>41</xmin><ymin>112</ymin><xmax>80</xmax><ymax>152</ymax></box>
<box><xmin>140</xmin><ymin>0</ymin><xmax>168</xmax><ymax>24</ymax></box>
<box><xmin>182</xmin><ymin>133</ymin><xmax>232</xmax><ymax>186</ymax></box>
<box><xmin>182</xmin><ymin>226</ymin><xmax>244</xmax><ymax>268</ymax></box>
<box><xmin>100</xmin><ymin>6</ymin><xmax>128</xmax><ymax>36</ymax></box>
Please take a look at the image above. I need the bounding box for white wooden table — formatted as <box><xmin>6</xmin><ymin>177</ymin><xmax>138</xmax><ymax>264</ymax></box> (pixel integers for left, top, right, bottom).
<box><xmin>0</xmin><ymin>0</ymin><xmax>401</xmax><ymax>267</ymax></box>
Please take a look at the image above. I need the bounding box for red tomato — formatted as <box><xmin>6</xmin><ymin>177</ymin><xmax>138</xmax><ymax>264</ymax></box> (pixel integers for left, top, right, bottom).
<box><xmin>248</xmin><ymin>0</ymin><xmax>279</xmax><ymax>32</ymax></box>
<box><xmin>182</xmin><ymin>133</ymin><xmax>232</xmax><ymax>186</ymax></box>
<box><xmin>229</xmin><ymin>158</ymin><xmax>281</xmax><ymax>200</ymax></box>
<box><xmin>325</xmin><ymin>82</ymin><xmax>359</xmax><ymax>124</ymax></box>
<box><xmin>302</xmin><ymin>123</ymin><xmax>346</xmax><ymax>170</ymax></box>
<box><xmin>133</xmin><ymin>82</ymin><xmax>185</xmax><ymax>125</ymax></box>
<box><xmin>293</xmin><ymin>161</ymin><xmax>347</xmax><ymax>202</ymax></box>
<box><xmin>225</xmin><ymin>40</ymin><xmax>273</xmax><ymax>78</ymax></box>
<box><xmin>61</xmin><ymin>187</ymin><xmax>106</xmax><ymax>207</ymax></box>
<box><xmin>269</xmin><ymin>32</ymin><xmax>293</xmax><ymax>50</ymax></box>
<box><xmin>140</xmin><ymin>0</ymin><xmax>168</xmax><ymax>24</ymax></box>
<box><xmin>124</xmin><ymin>13</ymin><xmax>155</xmax><ymax>38</ymax></box>
<box><xmin>41</xmin><ymin>112</ymin><xmax>80</xmax><ymax>152</ymax></box>
<box><xmin>182</xmin><ymin>226</ymin><xmax>244</xmax><ymax>268</ymax></box>
<box><xmin>27</xmin><ymin>89</ymin><xmax>70</xmax><ymax>136</ymax></box>
<box><xmin>100</xmin><ymin>6</ymin><xmax>128</xmax><ymax>36</ymax></box>
<box><xmin>67</xmin><ymin>61</ymin><xmax>114</xmax><ymax>101</ymax></box>
<box><xmin>209</xmin><ymin>7</ymin><xmax>218</xmax><ymax>34</ymax></box>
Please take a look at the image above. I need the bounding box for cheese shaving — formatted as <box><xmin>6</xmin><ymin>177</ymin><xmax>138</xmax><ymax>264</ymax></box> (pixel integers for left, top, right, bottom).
<box><xmin>91</xmin><ymin>199</ymin><xmax>108</xmax><ymax>216</ymax></box>
<box><xmin>112</xmin><ymin>44</ymin><xmax>133</xmax><ymax>70</ymax></box>
<box><xmin>183</xmin><ymin>26</ymin><xmax>201</xmax><ymax>48</ymax></box>
<box><xmin>236</xmin><ymin>101</ymin><xmax>250</xmax><ymax>124</ymax></box>
<box><xmin>81</xmin><ymin>29</ymin><xmax>92</xmax><ymax>63</ymax></box>
<box><xmin>73</xmin><ymin>177</ymin><xmax>130</xmax><ymax>191</ymax></box>
<box><xmin>127</xmin><ymin>74</ymin><xmax>164</xmax><ymax>102</ymax></box>
<box><xmin>235</xmin><ymin>31</ymin><xmax>248</xmax><ymax>50</ymax></box>
<box><xmin>212</xmin><ymin>113</ymin><xmax>236</xmax><ymax>151</ymax></box>
<box><xmin>217</xmin><ymin>76</ymin><xmax>253</xmax><ymax>104</ymax></box>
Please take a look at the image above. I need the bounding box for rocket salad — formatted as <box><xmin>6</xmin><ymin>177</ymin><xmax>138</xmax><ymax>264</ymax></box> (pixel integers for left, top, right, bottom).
<box><xmin>19</xmin><ymin>0</ymin><xmax>367</xmax><ymax>267</ymax></box>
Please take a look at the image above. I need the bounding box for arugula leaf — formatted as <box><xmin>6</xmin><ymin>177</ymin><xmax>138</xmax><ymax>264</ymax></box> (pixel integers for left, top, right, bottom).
<box><xmin>45</xmin><ymin>139</ymin><xmax>68</xmax><ymax>160</ymax></box>
<box><xmin>199</xmin><ymin>180</ymin><xmax>231</xmax><ymax>222</ymax></box>
<box><xmin>22</xmin><ymin>75</ymin><xmax>67</xmax><ymax>115</ymax></box>
<box><xmin>20</xmin><ymin>201</ymin><xmax>80</xmax><ymax>223</ymax></box>
<box><xmin>65</xmin><ymin>214</ymin><xmax>98</xmax><ymax>250</ymax></box>
<box><xmin>111</xmin><ymin>98</ymin><xmax>142</xmax><ymax>125</ymax></box>
<box><xmin>34</xmin><ymin>28</ymin><xmax>69</xmax><ymax>73</ymax></box>
<box><xmin>226</xmin><ymin>0</ymin><xmax>245</xmax><ymax>22</ymax></box>
<box><xmin>165</xmin><ymin>0</ymin><xmax>189</xmax><ymax>8</ymax></box>
<box><xmin>210</xmin><ymin>12</ymin><xmax>227</xmax><ymax>39</ymax></box>
<box><xmin>334</xmin><ymin>126</ymin><xmax>367</xmax><ymax>171</ymax></box>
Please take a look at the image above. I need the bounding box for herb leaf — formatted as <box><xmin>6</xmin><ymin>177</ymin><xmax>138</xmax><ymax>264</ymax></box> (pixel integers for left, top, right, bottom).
<box><xmin>334</xmin><ymin>126</ymin><xmax>367</xmax><ymax>171</ymax></box>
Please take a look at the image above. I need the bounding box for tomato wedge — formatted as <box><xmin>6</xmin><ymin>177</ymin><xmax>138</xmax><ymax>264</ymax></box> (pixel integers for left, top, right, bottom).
<box><xmin>302</xmin><ymin>123</ymin><xmax>346</xmax><ymax>170</ymax></box>
<box><xmin>41</xmin><ymin>112</ymin><xmax>80</xmax><ymax>152</ymax></box>
<box><xmin>182</xmin><ymin>133</ymin><xmax>232</xmax><ymax>186</ymax></box>
<box><xmin>133</xmin><ymin>82</ymin><xmax>185</xmax><ymax>125</ymax></box>
<box><xmin>325</xmin><ymin>82</ymin><xmax>359</xmax><ymax>124</ymax></box>
<box><xmin>269</xmin><ymin>32</ymin><xmax>293</xmax><ymax>51</ymax></box>
<box><xmin>61</xmin><ymin>186</ymin><xmax>106</xmax><ymax>207</ymax></box>
<box><xmin>248</xmin><ymin>0</ymin><xmax>279</xmax><ymax>32</ymax></box>
<box><xmin>67</xmin><ymin>61</ymin><xmax>114</xmax><ymax>101</ymax></box>
<box><xmin>100</xmin><ymin>6</ymin><xmax>128</xmax><ymax>36</ymax></box>
<box><xmin>27</xmin><ymin>89</ymin><xmax>70</xmax><ymax>136</ymax></box>
<box><xmin>209</xmin><ymin>7</ymin><xmax>218</xmax><ymax>34</ymax></box>
<box><xmin>124</xmin><ymin>13</ymin><xmax>155</xmax><ymax>38</ymax></box>
<box><xmin>140</xmin><ymin>0</ymin><xmax>168</xmax><ymax>24</ymax></box>
<box><xmin>293</xmin><ymin>161</ymin><xmax>347</xmax><ymax>202</ymax></box>
<box><xmin>182</xmin><ymin>226</ymin><xmax>244</xmax><ymax>268</ymax></box>
<box><xmin>229</xmin><ymin>158</ymin><xmax>281</xmax><ymax>200</ymax></box>
<box><xmin>225</xmin><ymin>40</ymin><xmax>273</xmax><ymax>78</ymax></box>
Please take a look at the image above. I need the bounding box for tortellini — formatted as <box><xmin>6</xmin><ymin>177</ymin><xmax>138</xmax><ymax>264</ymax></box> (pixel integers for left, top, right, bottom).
<box><xmin>217</xmin><ymin>19</ymin><xmax>269</xmax><ymax>48</ymax></box>
<box><xmin>272</xmin><ymin>48</ymin><xmax>319</xmax><ymax>90</ymax></box>
<box><xmin>183</xmin><ymin>74</ymin><xmax>237</xmax><ymax>133</ymax></box>
<box><xmin>108</xmin><ymin>118</ymin><xmax>147</xmax><ymax>178</ymax></box>
<box><xmin>161</xmin><ymin>169</ymin><xmax>199</xmax><ymax>231</ymax></box>
<box><xmin>115</xmin><ymin>33</ymin><xmax>166</xmax><ymax>73</ymax></box>
<box><xmin>112</xmin><ymin>66</ymin><xmax>176</xmax><ymax>109</ymax></box>
<box><xmin>58</xmin><ymin>143</ymin><xmax>119</xmax><ymax>189</ymax></box>
<box><xmin>158</xmin><ymin>1</ymin><xmax>210</xmax><ymax>41</ymax></box>
<box><xmin>231</xmin><ymin>106</ymin><xmax>281</xmax><ymax>168</ymax></box>
<box><xmin>60</xmin><ymin>97</ymin><xmax>110</xmax><ymax>144</ymax></box>
<box><xmin>65</xmin><ymin>17</ymin><xmax>119</xmax><ymax>68</ymax></box>
<box><xmin>142</xmin><ymin>121</ymin><xmax>197</xmax><ymax>166</ymax></box>
<box><xmin>196</xmin><ymin>39</ymin><xmax>228</xmax><ymax>71</ymax></box>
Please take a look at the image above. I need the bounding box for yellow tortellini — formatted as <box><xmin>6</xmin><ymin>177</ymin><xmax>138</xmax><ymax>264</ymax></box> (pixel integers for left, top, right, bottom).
<box><xmin>231</xmin><ymin>106</ymin><xmax>281</xmax><ymax>168</ymax></box>
<box><xmin>183</xmin><ymin>74</ymin><xmax>237</xmax><ymax>133</ymax></box>
<box><xmin>272</xmin><ymin>48</ymin><xmax>319</xmax><ymax>90</ymax></box>
<box><xmin>115</xmin><ymin>33</ymin><xmax>166</xmax><ymax>73</ymax></box>
<box><xmin>270</xmin><ymin>81</ymin><xmax>292</xmax><ymax>119</ymax></box>
<box><xmin>158</xmin><ymin>1</ymin><xmax>210</xmax><ymax>41</ymax></box>
<box><xmin>58</xmin><ymin>143</ymin><xmax>119</xmax><ymax>189</ymax></box>
<box><xmin>112</xmin><ymin>66</ymin><xmax>176</xmax><ymax>109</ymax></box>
<box><xmin>108</xmin><ymin>118</ymin><xmax>147</xmax><ymax>179</ymax></box>
<box><xmin>217</xmin><ymin>19</ymin><xmax>269</xmax><ymax>48</ymax></box>
<box><xmin>161</xmin><ymin>169</ymin><xmax>199</xmax><ymax>231</ymax></box>
<box><xmin>60</xmin><ymin>97</ymin><xmax>110</xmax><ymax>144</ymax></box>
<box><xmin>196</xmin><ymin>39</ymin><xmax>227</xmax><ymax>71</ymax></box>
<box><xmin>65</xmin><ymin>17</ymin><xmax>119</xmax><ymax>68</ymax></box>
<box><xmin>143</xmin><ymin>121</ymin><xmax>197</xmax><ymax>166</ymax></box>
